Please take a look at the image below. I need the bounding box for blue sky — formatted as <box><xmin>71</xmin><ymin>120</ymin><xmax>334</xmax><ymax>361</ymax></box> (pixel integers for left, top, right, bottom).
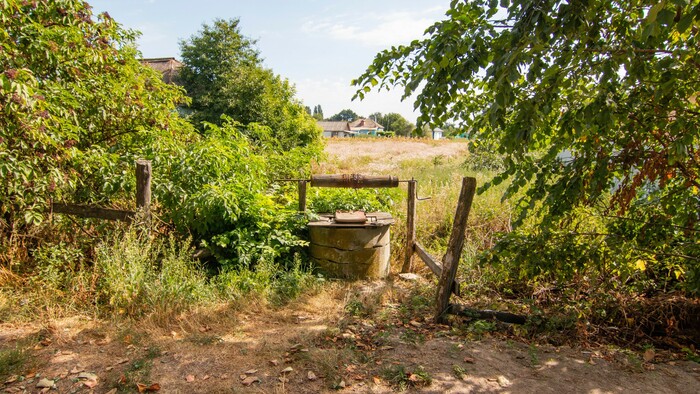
<box><xmin>88</xmin><ymin>0</ymin><xmax>451</xmax><ymax>123</ymax></box>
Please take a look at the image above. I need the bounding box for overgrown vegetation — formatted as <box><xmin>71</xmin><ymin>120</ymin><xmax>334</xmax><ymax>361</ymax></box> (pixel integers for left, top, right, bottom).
<box><xmin>354</xmin><ymin>0</ymin><xmax>700</xmax><ymax>347</ymax></box>
<box><xmin>0</xmin><ymin>0</ymin><xmax>323</xmax><ymax>323</ymax></box>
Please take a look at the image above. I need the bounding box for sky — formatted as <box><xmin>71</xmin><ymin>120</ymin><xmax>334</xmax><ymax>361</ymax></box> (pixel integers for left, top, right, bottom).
<box><xmin>87</xmin><ymin>0</ymin><xmax>451</xmax><ymax>123</ymax></box>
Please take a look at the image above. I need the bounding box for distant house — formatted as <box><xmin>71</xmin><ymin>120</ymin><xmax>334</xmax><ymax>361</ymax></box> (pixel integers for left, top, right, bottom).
<box><xmin>349</xmin><ymin>118</ymin><xmax>384</xmax><ymax>136</ymax></box>
<box><xmin>317</xmin><ymin>118</ymin><xmax>386</xmax><ymax>138</ymax></box>
<box><xmin>432</xmin><ymin>127</ymin><xmax>443</xmax><ymax>140</ymax></box>
<box><xmin>317</xmin><ymin>121</ymin><xmax>357</xmax><ymax>138</ymax></box>
<box><xmin>141</xmin><ymin>57</ymin><xmax>183</xmax><ymax>85</ymax></box>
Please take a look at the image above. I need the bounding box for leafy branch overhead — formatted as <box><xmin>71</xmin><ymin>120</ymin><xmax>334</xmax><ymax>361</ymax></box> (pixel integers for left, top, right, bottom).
<box><xmin>354</xmin><ymin>0</ymin><xmax>699</xmax><ymax>220</ymax></box>
<box><xmin>354</xmin><ymin>0</ymin><xmax>700</xmax><ymax>291</ymax></box>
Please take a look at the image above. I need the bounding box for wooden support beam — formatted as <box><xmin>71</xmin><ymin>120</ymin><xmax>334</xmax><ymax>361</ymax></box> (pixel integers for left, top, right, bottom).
<box><xmin>401</xmin><ymin>179</ymin><xmax>417</xmax><ymax>273</ymax></box>
<box><xmin>415</xmin><ymin>242</ymin><xmax>460</xmax><ymax>296</ymax></box>
<box><xmin>298</xmin><ymin>180</ymin><xmax>307</xmax><ymax>212</ymax></box>
<box><xmin>435</xmin><ymin>177</ymin><xmax>476</xmax><ymax>323</ymax></box>
<box><xmin>52</xmin><ymin>203</ymin><xmax>134</xmax><ymax>222</ymax></box>
<box><xmin>415</xmin><ymin>242</ymin><xmax>441</xmax><ymax>276</ymax></box>
<box><xmin>135</xmin><ymin>159</ymin><xmax>152</xmax><ymax>225</ymax></box>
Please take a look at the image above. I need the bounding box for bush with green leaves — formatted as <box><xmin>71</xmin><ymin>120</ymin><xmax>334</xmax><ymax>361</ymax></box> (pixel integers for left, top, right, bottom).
<box><xmin>355</xmin><ymin>0</ymin><xmax>700</xmax><ymax>294</ymax></box>
<box><xmin>152</xmin><ymin>120</ymin><xmax>318</xmax><ymax>269</ymax></box>
<box><xmin>307</xmin><ymin>188</ymin><xmax>400</xmax><ymax>214</ymax></box>
<box><xmin>0</xmin><ymin>0</ymin><xmax>189</xmax><ymax>233</ymax></box>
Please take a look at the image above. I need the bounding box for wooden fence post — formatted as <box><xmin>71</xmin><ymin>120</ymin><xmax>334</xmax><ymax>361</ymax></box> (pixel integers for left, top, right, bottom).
<box><xmin>402</xmin><ymin>179</ymin><xmax>417</xmax><ymax>273</ymax></box>
<box><xmin>135</xmin><ymin>159</ymin><xmax>152</xmax><ymax>226</ymax></box>
<box><xmin>435</xmin><ymin>177</ymin><xmax>476</xmax><ymax>323</ymax></box>
<box><xmin>298</xmin><ymin>180</ymin><xmax>307</xmax><ymax>212</ymax></box>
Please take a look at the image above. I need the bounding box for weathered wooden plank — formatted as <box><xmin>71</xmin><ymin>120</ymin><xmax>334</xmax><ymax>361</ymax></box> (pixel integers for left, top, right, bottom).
<box><xmin>447</xmin><ymin>304</ymin><xmax>527</xmax><ymax>325</ymax></box>
<box><xmin>435</xmin><ymin>177</ymin><xmax>476</xmax><ymax>323</ymax></box>
<box><xmin>415</xmin><ymin>242</ymin><xmax>460</xmax><ymax>296</ymax></box>
<box><xmin>135</xmin><ymin>159</ymin><xmax>151</xmax><ymax>225</ymax></box>
<box><xmin>415</xmin><ymin>242</ymin><xmax>441</xmax><ymax>276</ymax></box>
<box><xmin>298</xmin><ymin>180</ymin><xmax>307</xmax><ymax>212</ymax></box>
<box><xmin>52</xmin><ymin>203</ymin><xmax>135</xmax><ymax>222</ymax></box>
<box><xmin>401</xmin><ymin>179</ymin><xmax>417</xmax><ymax>273</ymax></box>
<box><xmin>310</xmin><ymin>174</ymin><xmax>399</xmax><ymax>188</ymax></box>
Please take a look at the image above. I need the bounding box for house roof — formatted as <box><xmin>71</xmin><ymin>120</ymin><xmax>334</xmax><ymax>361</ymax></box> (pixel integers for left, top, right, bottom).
<box><xmin>349</xmin><ymin>118</ymin><xmax>384</xmax><ymax>129</ymax></box>
<box><xmin>141</xmin><ymin>57</ymin><xmax>183</xmax><ymax>84</ymax></box>
<box><xmin>317</xmin><ymin>121</ymin><xmax>351</xmax><ymax>132</ymax></box>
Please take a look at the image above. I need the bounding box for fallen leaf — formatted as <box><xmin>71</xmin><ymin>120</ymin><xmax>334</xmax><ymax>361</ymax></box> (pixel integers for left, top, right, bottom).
<box><xmin>408</xmin><ymin>373</ymin><xmax>420</xmax><ymax>382</ymax></box>
<box><xmin>40</xmin><ymin>338</ymin><xmax>52</xmax><ymax>346</ymax></box>
<box><xmin>40</xmin><ymin>388</ymin><xmax>50</xmax><ymax>394</ymax></box>
<box><xmin>337</xmin><ymin>380</ymin><xmax>346</xmax><ymax>388</ymax></box>
<box><xmin>281</xmin><ymin>367</ymin><xmax>294</xmax><ymax>374</ymax></box>
<box><xmin>269</xmin><ymin>359</ymin><xmax>279</xmax><ymax>366</ymax></box>
<box><xmin>372</xmin><ymin>376</ymin><xmax>381</xmax><ymax>384</ymax></box>
<box><xmin>185</xmin><ymin>375</ymin><xmax>195</xmax><ymax>382</ymax></box>
<box><xmin>116</xmin><ymin>358</ymin><xmax>129</xmax><ymax>365</ymax></box>
<box><xmin>278</xmin><ymin>377</ymin><xmax>289</xmax><ymax>383</ymax></box>
<box><xmin>202</xmin><ymin>375</ymin><xmax>210</xmax><ymax>381</ymax></box>
<box><xmin>241</xmin><ymin>376</ymin><xmax>260</xmax><ymax>386</ymax></box>
<box><xmin>106</xmin><ymin>389</ymin><xmax>118</xmax><ymax>394</ymax></box>
<box><xmin>136</xmin><ymin>382</ymin><xmax>161</xmax><ymax>392</ymax></box>
<box><xmin>244</xmin><ymin>369</ymin><xmax>258</xmax><ymax>374</ymax></box>
<box><xmin>220</xmin><ymin>374</ymin><xmax>229</xmax><ymax>379</ymax></box>
<box><xmin>643</xmin><ymin>349</ymin><xmax>656</xmax><ymax>363</ymax></box>
<box><xmin>463</xmin><ymin>356</ymin><xmax>475</xmax><ymax>364</ymax></box>
<box><xmin>83</xmin><ymin>380</ymin><xmax>98</xmax><ymax>388</ymax></box>
<box><xmin>105</xmin><ymin>366</ymin><xmax>114</xmax><ymax>372</ymax></box>
<box><xmin>497</xmin><ymin>376</ymin><xmax>510</xmax><ymax>387</ymax></box>
<box><xmin>198</xmin><ymin>325</ymin><xmax>211</xmax><ymax>333</ymax></box>
<box><xmin>307</xmin><ymin>371</ymin><xmax>317</xmax><ymax>381</ymax></box>
<box><xmin>35</xmin><ymin>378</ymin><xmax>54</xmax><ymax>389</ymax></box>
<box><xmin>239</xmin><ymin>374</ymin><xmax>247</xmax><ymax>380</ymax></box>
<box><xmin>4</xmin><ymin>375</ymin><xmax>18</xmax><ymax>384</ymax></box>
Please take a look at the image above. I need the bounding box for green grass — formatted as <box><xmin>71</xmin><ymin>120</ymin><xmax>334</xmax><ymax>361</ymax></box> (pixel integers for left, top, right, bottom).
<box><xmin>381</xmin><ymin>364</ymin><xmax>432</xmax><ymax>391</ymax></box>
<box><xmin>0</xmin><ymin>346</ymin><xmax>28</xmax><ymax>382</ymax></box>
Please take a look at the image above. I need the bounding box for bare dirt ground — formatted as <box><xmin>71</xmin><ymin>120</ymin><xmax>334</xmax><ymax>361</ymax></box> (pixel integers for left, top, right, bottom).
<box><xmin>1</xmin><ymin>279</ymin><xmax>699</xmax><ymax>394</ymax></box>
<box><xmin>2</xmin><ymin>139</ymin><xmax>699</xmax><ymax>393</ymax></box>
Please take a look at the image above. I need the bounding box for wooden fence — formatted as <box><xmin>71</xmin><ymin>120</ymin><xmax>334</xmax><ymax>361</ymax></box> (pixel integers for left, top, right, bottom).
<box><xmin>52</xmin><ymin>160</ymin><xmax>151</xmax><ymax>224</ymax></box>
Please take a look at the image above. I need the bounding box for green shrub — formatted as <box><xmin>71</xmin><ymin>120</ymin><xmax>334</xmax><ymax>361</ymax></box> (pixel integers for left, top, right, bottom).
<box><xmin>308</xmin><ymin>187</ymin><xmax>400</xmax><ymax>213</ymax></box>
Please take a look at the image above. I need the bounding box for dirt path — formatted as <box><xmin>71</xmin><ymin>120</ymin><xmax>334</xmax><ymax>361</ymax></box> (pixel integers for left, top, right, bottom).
<box><xmin>2</xmin><ymin>280</ymin><xmax>698</xmax><ymax>393</ymax></box>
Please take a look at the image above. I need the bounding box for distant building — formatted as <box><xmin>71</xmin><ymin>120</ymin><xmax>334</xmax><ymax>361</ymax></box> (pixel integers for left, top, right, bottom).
<box><xmin>432</xmin><ymin>127</ymin><xmax>443</xmax><ymax>140</ymax></box>
<box><xmin>141</xmin><ymin>57</ymin><xmax>183</xmax><ymax>85</ymax></box>
<box><xmin>317</xmin><ymin>121</ymin><xmax>357</xmax><ymax>138</ymax></box>
<box><xmin>349</xmin><ymin>118</ymin><xmax>384</xmax><ymax>136</ymax></box>
<box><xmin>317</xmin><ymin>118</ymin><xmax>384</xmax><ymax>138</ymax></box>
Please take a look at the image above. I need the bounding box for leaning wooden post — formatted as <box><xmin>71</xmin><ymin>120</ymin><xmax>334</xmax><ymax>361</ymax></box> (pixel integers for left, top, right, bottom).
<box><xmin>402</xmin><ymin>179</ymin><xmax>417</xmax><ymax>273</ymax></box>
<box><xmin>135</xmin><ymin>159</ymin><xmax>152</xmax><ymax>227</ymax></box>
<box><xmin>298</xmin><ymin>180</ymin><xmax>307</xmax><ymax>212</ymax></box>
<box><xmin>435</xmin><ymin>177</ymin><xmax>476</xmax><ymax>323</ymax></box>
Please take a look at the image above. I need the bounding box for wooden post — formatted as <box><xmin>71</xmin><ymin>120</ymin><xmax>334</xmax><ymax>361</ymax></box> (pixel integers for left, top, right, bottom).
<box><xmin>135</xmin><ymin>159</ymin><xmax>152</xmax><ymax>226</ymax></box>
<box><xmin>435</xmin><ymin>177</ymin><xmax>476</xmax><ymax>323</ymax></box>
<box><xmin>402</xmin><ymin>179</ymin><xmax>417</xmax><ymax>273</ymax></box>
<box><xmin>298</xmin><ymin>180</ymin><xmax>307</xmax><ymax>212</ymax></box>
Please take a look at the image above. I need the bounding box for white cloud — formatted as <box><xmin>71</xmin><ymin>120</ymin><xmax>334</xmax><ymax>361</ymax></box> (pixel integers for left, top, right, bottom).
<box><xmin>301</xmin><ymin>6</ymin><xmax>444</xmax><ymax>48</ymax></box>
